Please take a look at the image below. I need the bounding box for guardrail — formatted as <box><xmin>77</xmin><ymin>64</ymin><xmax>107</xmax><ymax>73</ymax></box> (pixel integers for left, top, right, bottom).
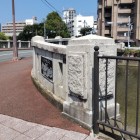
<box><xmin>93</xmin><ymin>46</ymin><xmax>140</xmax><ymax>139</ymax></box>
<box><xmin>0</xmin><ymin>40</ymin><xmax>31</xmax><ymax>49</ymax></box>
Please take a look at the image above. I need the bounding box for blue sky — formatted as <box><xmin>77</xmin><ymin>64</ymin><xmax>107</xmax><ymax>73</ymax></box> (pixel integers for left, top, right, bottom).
<box><xmin>0</xmin><ymin>0</ymin><xmax>97</xmax><ymax>24</ymax></box>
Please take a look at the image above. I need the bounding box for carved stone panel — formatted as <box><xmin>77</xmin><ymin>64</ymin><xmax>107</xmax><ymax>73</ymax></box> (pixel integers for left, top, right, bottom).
<box><xmin>68</xmin><ymin>54</ymin><xmax>87</xmax><ymax>99</ymax></box>
<box><xmin>41</xmin><ymin>56</ymin><xmax>53</xmax><ymax>81</ymax></box>
<box><xmin>99</xmin><ymin>59</ymin><xmax>115</xmax><ymax>98</ymax></box>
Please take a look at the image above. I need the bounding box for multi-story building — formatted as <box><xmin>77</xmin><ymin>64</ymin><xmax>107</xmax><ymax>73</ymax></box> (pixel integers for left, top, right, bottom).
<box><xmin>2</xmin><ymin>17</ymin><xmax>37</xmax><ymax>36</ymax></box>
<box><xmin>2</xmin><ymin>22</ymin><xmax>26</xmax><ymax>36</ymax></box>
<box><xmin>67</xmin><ymin>14</ymin><xmax>94</xmax><ymax>37</ymax></box>
<box><xmin>63</xmin><ymin>8</ymin><xmax>76</xmax><ymax>24</ymax></box>
<box><xmin>97</xmin><ymin>0</ymin><xmax>140</xmax><ymax>46</ymax></box>
<box><xmin>25</xmin><ymin>17</ymin><xmax>37</xmax><ymax>25</ymax></box>
<box><xmin>63</xmin><ymin>8</ymin><xmax>95</xmax><ymax>37</ymax></box>
<box><xmin>93</xmin><ymin>20</ymin><xmax>98</xmax><ymax>33</ymax></box>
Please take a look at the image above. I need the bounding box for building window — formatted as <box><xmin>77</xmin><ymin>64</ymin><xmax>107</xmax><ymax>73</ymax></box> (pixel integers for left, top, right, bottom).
<box><xmin>117</xmin><ymin>32</ymin><xmax>126</xmax><ymax>37</ymax></box>
<box><xmin>118</xmin><ymin>23</ymin><xmax>128</xmax><ymax>28</ymax></box>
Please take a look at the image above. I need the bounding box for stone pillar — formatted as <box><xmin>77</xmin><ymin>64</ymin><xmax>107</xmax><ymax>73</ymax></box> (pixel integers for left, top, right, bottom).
<box><xmin>63</xmin><ymin>34</ymin><xmax>119</xmax><ymax>128</ymax></box>
<box><xmin>28</xmin><ymin>41</ymin><xmax>31</xmax><ymax>48</ymax></box>
<box><xmin>59</xmin><ymin>41</ymin><xmax>62</xmax><ymax>45</ymax></box>
<box><xmin>18</xmin><ymin>40</ymin><xmax>21</xmax><ymax>48</ymax></box>
<box><xmin>7</xmin><ymin>40</ymin><xmax>10</xmax><ymax>48</ymax></box>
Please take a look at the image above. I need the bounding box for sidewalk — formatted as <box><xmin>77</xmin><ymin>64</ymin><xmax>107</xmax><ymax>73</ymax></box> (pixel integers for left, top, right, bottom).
<box><xmin>0</xmin><ymin>48</ymin><xmax>32</xmax><ymax>51</ymax></box>
<box><xmin>0</xmin><ymin>57</ymin><xmax>102</xmax><ymax>140</ymax></box>
<box><xmin>0</xmin><ymin>114</ymin><xmax>96</xmax><ymax>140</ymax></box>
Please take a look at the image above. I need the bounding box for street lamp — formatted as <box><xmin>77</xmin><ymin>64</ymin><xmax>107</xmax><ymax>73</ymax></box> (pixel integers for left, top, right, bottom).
<box><xmin>12</xmin><ymin>0</ymin><xmax>18</xmax><ymax>60</ymax></box>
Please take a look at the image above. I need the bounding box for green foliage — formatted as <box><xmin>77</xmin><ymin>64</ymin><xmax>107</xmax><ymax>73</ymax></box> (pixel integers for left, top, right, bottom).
<box><xmin>80</xmin><ymin>27</ymin><xmax>92</xmax><ymax>36</ymax></box>
<box><xmin>123</xmin><ymin>49</ymin><xmax>140</xmax><ymax>57</ymax></box>
<box><xmin>0</xmin><ymin>32</ymin><xmax>8</xmax><ymax>40</ymax></box>
<box><xmin>17</xmin><ymin>23</ymin><xmax>44</xmax><ymax>41</ymax></box>
<box><xmin>45</xmin><ymin>11</ymin><xmax>70</xmax><ymax>38</ymax></box>
<box><xmin>18</xmin><ymin>11</ymin><xmax>70</xmax><ymax>40</ymax></box>
<box><xmin>123</xmin><ymin>49</ymin><xmax>131</xmax><ymax>56</ymax></box>
<box><xmin>135</xmin><ymin>50</ymin><xmax>140</xmax><ymax>57</ymax></box>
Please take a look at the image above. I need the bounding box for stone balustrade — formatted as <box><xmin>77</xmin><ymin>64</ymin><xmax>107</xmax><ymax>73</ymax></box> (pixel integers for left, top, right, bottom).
<box><xmin>0</xmin><ymin>40</ymin><xmax>31</xmax><ymax>49</ymax></box>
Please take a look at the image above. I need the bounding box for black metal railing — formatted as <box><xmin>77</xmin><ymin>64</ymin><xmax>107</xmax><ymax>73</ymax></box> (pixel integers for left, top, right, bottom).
<box><xmin>93</xmin><ymin>46</ymin><xmax>140</xmax><ymax>139</ymax></box>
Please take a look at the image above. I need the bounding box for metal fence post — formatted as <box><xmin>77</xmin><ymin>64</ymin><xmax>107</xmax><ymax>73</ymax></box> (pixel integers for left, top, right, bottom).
<box><xmin>93</xmin><ymin>46</ymin><xmax>99</xmax><ymax>134</ymax></box>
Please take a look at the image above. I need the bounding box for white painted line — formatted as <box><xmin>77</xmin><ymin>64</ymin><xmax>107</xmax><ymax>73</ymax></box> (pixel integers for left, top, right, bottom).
<box><xmin>0</xmin><ymin>51</ymin><xmax>32</xmax><ymax>57</ymax></box>
<box><xmin>0</xmin><ymin>53</ymin><xmax>13</xmax><ymax>57</ymax></box>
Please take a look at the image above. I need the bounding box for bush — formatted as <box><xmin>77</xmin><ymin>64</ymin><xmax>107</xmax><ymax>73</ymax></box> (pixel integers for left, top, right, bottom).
<box><xmin>0</xmin><ymin>32</ymin><xmax>9</xmax><ymax>40</ymax></box>
<box><xmin>123</xmin><ymin>49</ymin><xmax>140</xmax><ymax>57</ymax></box>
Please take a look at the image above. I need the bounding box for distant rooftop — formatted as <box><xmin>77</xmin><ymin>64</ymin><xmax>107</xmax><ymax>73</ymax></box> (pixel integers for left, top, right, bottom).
<box><xmin>72</xmin><ymin>34</ymin><xmax>113</xmax><ymax>40</ymax></box>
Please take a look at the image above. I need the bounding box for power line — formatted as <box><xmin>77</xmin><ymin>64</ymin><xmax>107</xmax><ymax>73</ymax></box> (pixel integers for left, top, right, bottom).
<box><xmin>40</xmin><ymin>0</ymin><xmax>62</xmax><ymax>15</ymax></box>
<box><xmin>40</xmin><ymin>0</ymin><xmax>53</xmax><ymax>11</ymax></box>
<box><xmin>43</xmin><ymin>0</ymin><xmax>58</xmax><ymax>12</ymax></box>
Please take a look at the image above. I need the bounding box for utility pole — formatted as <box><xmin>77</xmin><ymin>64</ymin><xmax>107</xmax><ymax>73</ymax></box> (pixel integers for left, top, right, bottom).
<box><xmin>12</xmin><ymin>0</ymin><xmax>18</xmax><ymax>60</ymax></box>
<box><xmin>44</xmin><ymin>22</ymin><xmax>46</xmax><ymax>39</ymax></box>
<box><xmin>128</xmin><ymin>16</ymin><xmax>131</xmax><ymax>48</ymax></box>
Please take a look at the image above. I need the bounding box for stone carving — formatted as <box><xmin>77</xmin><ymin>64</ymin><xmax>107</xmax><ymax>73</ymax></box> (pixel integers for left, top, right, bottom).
<box><xmin>99</xmin><ymin>59</ymin><xmax>115</xmax><ymax>97</ymax></box>
<box><xmin>68</xmin><ymin>54</ymin><xmax>86</xmax><ymax>99</ymax></box>
<box><xmin>41</xmin><ymin>56</ymin><xmax>53</xmax><ymax>81</ymax></box>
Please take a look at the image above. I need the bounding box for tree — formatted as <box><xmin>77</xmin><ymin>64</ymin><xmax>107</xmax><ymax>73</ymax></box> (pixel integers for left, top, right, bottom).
<box><xmin>45</xmin><ymin>12</ymin><xmax>70</xmax><ymax>38</ymax></box>
<box><xmin>18</xmin><ymin>12</ymin><xmax>70</xmax><ymax>40</ymax></box>
<box><xmin>80</xmin><ymin>27</ymin><xmax>92</xmax><ymax>36</ymax></box>
<box><xmin>17</xmin><ymin>23</ymin><xmax>44</xmax><ymax>41</ymax></box>
<box><xmin>0</xmin><ymin>32</ymin><xmax>8</xmax><ymax>40</ymax></box>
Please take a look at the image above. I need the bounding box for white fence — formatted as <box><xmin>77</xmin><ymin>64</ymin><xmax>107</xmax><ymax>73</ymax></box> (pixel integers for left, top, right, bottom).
<box><xmin>0</xmin><ymin>40</ymin><xmax>31</xmax><ymax>49</ymax></box>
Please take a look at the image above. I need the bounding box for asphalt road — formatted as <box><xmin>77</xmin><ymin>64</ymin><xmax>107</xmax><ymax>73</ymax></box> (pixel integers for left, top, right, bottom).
<box><xmin>0</xmin><ymin>50</ymin><xmax>33</xmax><ymax>62</ymax></box>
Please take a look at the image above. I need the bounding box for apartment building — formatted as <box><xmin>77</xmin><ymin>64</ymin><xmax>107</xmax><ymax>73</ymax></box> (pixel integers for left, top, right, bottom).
<box><xmin>97</xmin><ymin>0</ymin><xmax>140</xmax><ymax>46</ymax></box>
<box><xmin>2</xmin><ymin>17</ymin><xmax>37</xmax><ymax>37</ymax></box>
<box><xmin>63</xmin><ymin>8</ymin><xmax>76</xmax><ymax>23</ymax></box>
<box><xmin>66</xmin><ymin>14</ymin><xmax>94</xmax><ymax>37</ymax></box>
<box><xmin>2</xmin><ymin>22</ymin><xmax>26</xmax><ymax>36</ymax></box>
<box><xmin>73</xmin><ymin>15</ymin><xmax>94</xmax><ymax>37</ymax></box>
<box><xmin>63</xmin><ymin>8</ymin><xmax>95</xmax><ymax>37</ymax></box>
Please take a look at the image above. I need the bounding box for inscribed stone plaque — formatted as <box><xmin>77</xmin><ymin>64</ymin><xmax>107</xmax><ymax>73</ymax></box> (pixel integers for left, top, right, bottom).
<box><xmin>68</xmin><ymin>54</ymin><xmax>86</xmax><ymax>99</ymax></box>
<box><xmin>41</xmin><ymin>56</ymin><xmax>53</xmax><ymax>81</ymax></box>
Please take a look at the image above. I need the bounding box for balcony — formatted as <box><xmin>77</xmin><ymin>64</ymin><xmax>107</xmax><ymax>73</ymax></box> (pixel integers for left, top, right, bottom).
<box><xmin>120</xmin><ymin>0</ymin><xmax>133</xmax><ymax>4</ymax></box>
<box><xmin>118</xmin><ymin>9</ymin><xmax>131</xmax><ymax>13</ymax></box>
<box><xmin>106</xmin><ymin>0</ymin><xmax>112</xmax><ymax>7</ymax></box>
<box><xmin>117</xmin><ymin>27</ymin><xmax>129</xmax><ymax>32</ymax></box>
<box><xmin>117</xmin><ymin>17</ymin><xmax>129</xmax><ymax>23</ymax></box>
<box><xmin>116</xmin><ymin>36</ymin><xmax>127</xmax><ymax>40</ymax></box>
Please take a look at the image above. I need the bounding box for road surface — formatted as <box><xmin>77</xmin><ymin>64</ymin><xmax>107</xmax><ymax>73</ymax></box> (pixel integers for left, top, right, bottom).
<box><xmin>0</xmin><ymin>50</ymin><xmax>32</xmax><ymax>62</ymax></box>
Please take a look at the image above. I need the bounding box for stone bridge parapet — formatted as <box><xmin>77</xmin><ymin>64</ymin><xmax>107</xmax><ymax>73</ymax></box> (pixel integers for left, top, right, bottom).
<box><xmin>31</xmin><ymin>35</ymin><xmax>119</xmax><ymax>129</ymax></box>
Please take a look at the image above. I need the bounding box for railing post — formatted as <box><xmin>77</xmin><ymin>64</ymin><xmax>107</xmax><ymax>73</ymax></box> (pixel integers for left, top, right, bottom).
<box><xmin>7</xmin><ymin>40</ymin><xmax>10</xmax><ymax>48</ymax></box>
<box><xmin>28</xmin><ymin>41</ymin><xmax>31</xmax><ymax>48</ymax></box>
<box><xmin>93</xmin><ymin>46</ymin><xmax>99</xmax><ymax>134</ymax></box>
<box><xmin>18</xmin><ymin>40</ymin><xmax>21</xmax><ymax>48</ymax></box>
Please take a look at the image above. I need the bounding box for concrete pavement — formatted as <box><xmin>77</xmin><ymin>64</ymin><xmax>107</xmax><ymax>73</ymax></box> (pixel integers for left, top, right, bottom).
<box><xmin>0</xmin><ymin>50</ymin><xmax>32</xmax><ymax>62</ymax></box>
<box><xmin>0</xmin><ymin>114</ymin><xmax>99</xmax><ymax>140</ymax></box>
<box><xmin>0</xmin><ymin>57</ymin><xmax>103</xmax><ymax>140</ymax></box>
